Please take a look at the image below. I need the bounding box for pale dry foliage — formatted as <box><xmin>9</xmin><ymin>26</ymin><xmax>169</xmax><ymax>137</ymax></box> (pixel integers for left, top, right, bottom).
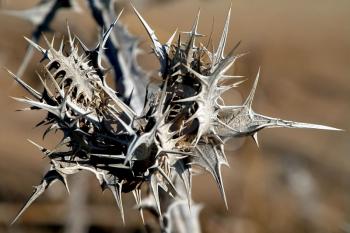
<box><xmin>4</xmin><ymin>1</ymin><xmax>342</xmax><ymax>232</ymax></box>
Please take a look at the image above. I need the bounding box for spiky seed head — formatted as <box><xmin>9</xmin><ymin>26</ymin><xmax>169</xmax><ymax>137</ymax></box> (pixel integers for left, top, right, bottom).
<box><xmin>8</xmin><ymin>6</ymin><xmax>341</xmax><ymax>227</ymax></box>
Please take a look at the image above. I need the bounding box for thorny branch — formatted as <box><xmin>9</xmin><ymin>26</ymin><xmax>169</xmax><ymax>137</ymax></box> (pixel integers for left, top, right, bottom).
<box><xmin>3</xmin><ymin>1</ymin><xmax>342</xmax><ymax>233</ymax></box>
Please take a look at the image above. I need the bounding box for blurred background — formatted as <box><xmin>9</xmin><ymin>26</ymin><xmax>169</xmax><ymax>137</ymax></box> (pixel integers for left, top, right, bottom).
<box><xmin>0</xmin><ymin>0</ymin><xmax>349</xmax><ymax>232</ymax></box>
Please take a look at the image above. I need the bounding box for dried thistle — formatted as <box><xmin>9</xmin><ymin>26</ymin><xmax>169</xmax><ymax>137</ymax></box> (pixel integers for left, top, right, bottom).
<box><xmin>7</xmin><ymin>4</ymin><xmax>341</xmax><ymax>232</ymax></box>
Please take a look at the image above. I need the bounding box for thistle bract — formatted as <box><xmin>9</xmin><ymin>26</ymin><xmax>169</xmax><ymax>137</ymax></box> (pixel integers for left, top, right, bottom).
<box><xmin>8</xmin><ymin>6</ymin><xmax>340</xmax><ymax>227</ymax></box>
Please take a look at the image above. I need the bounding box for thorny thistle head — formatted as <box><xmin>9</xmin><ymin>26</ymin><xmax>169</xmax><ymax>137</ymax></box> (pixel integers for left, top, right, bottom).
<box><xmin>7</xmin><ymin>5</ymin><xmax>341</xmax><ymax>227</ymax></box>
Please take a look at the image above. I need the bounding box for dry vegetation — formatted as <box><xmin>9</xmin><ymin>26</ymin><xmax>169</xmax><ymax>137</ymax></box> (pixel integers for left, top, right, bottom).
<box><xmin>0</xmin><ymin>0</ymin><xmax>349</xmax><ymax>233</ymax></box>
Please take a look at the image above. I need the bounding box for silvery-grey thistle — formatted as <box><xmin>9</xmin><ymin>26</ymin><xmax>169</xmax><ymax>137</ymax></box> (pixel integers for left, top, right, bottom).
<box><xmin>7</xmin><ymin>5</ymin><xmax>341</xmax><ymax>231</ymax></box>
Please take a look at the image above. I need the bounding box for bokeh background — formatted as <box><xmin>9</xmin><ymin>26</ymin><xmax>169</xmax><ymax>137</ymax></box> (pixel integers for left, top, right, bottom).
<box><xmin>0</xmin><ymin>0</ymin><xmax>349</xmax><ymax>233</ymax></box>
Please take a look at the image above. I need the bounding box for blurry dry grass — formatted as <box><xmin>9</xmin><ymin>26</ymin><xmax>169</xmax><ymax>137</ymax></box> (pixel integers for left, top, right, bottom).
<box><xmin>0</xmin><ymin>0</ymin><xmax>349</xmax><ymax>233</ymax></box>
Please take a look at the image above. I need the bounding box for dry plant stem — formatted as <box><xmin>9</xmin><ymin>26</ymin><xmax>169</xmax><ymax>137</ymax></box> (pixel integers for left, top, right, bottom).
<box><xmin>63</xmin><ymin>175</ymin><xmax>89</xmax><ymax>233</ymax></box>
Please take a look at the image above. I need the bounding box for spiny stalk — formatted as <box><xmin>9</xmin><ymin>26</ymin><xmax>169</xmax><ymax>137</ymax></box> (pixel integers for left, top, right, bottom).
<box><xmin>6</xmin><ymin>4</ymin><xmax>341</xmax><ymax>232</ymax></box>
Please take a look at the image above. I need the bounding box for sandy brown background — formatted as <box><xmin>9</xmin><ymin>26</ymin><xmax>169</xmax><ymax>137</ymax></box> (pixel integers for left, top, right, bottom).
<box><xmin>0</xmin><ymin>0</ymin><xmax>349</xmax><ymax>232</ymax></box>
